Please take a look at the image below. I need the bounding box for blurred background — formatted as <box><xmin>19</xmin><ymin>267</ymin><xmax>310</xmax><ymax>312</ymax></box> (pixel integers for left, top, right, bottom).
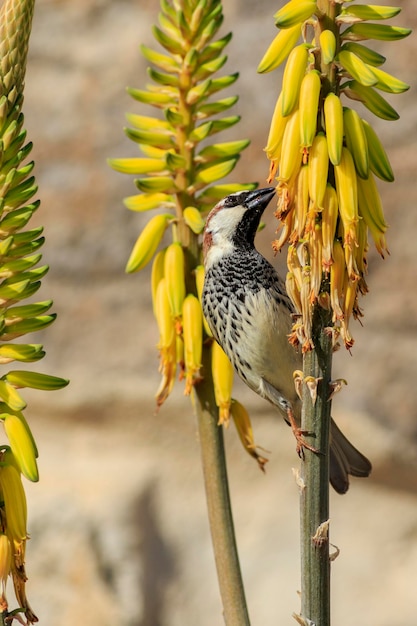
<box><xmin>12</xmin><ymin>0</ymin><xmax>417</xmax><ymax>623</ymax></box>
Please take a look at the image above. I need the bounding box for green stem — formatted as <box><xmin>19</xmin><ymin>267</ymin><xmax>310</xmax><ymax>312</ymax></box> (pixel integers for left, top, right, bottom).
<box><xmin>299</xmin><ymin>304</ymin><xmax>333</xmax><ymax>626</ymax></box>
<box><xmin>195</xmin><ymin>347</ymin><xmax>251</xmax><ymax>626</ymax></box>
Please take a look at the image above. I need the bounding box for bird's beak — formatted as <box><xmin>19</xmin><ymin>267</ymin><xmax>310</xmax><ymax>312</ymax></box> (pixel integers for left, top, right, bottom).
<box><xmin>245</xmin><ymin>187</ymin><xmax>276</xmax><ymax>213</ymax></box>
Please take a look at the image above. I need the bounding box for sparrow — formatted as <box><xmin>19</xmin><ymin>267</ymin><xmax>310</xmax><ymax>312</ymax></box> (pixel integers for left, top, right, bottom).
<box><xmin>202</xmin><ymin>186</ymin><xmax>371</xmax><ymax>494</ymax></box>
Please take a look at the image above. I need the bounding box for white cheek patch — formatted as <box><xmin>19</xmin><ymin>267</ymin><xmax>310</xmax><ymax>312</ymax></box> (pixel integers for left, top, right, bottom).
<box><xmin>205</xmin><ymin>239</ymin><xmax>234</xmax><ymax>268</ymax></box>
<box><xmin>204</xmin><ymin>207</ymin><xmax>245</xmax><ymax>268</ymax></box>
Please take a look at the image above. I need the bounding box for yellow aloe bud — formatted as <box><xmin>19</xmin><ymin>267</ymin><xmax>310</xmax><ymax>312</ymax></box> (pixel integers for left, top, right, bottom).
<box><xmin>321</xmin><ymin>184</ymin><xmax>338</xmax><ymax>269</ymax></box>
<box><xmin>279</xmin><ymin>108</ymin><xmax>302</xmax><ymax>182</ymax></box>
<box><xmin>308</xmin><ymin>133</ymin><xmax>329</xmax><ymax>210</ymax></box>
<box><xmin>0</xmin><ymin>533</ymin><xmax>11</xmax><ymax>592</ymax></box>
<box><xmin>264</xmin><ymin>92</ymin><xmax>288</xmax><ymax>161</ymax></box>
<box><xmin>182</xmin><ymin>295</ymin><xmax>203</xmax><ymax>395</ymax></box>
<box><xmin>334</xmin><ymin>147</ymin><xmax>359</xmax><ymax>249</ymax></box>
<box><xmin>151</xmin><ymin>249</ymin><xmax>166</xmax><ymax>317</ymax></box>
<box><xmin>3</xmin><ymin>413</ymin><xmax>38</xmax><ymax>482</ymax></box>
<box><xmin>258</xmin><ymin>24</ymin><xmax>301</xmax><ymax>73</ymax></box>
<box><xmin>211</xmin><ymin>341</ymin><xmax>234</xmax><ymax>426</ymax></box>
<box><xmin>0</xmin><ymin>464</ymin><xmax>27</xmax><ymax>543</ymax></box>
<box><xmin>183</xmin><ymin>206</ymin><xmax>205</xmax><ymax>234</ymax></box>
<box><xmin>324</xmin><ymin>93</ymin><xmax>343</xmax><ymax>166</ymax></box>
<box><xmin>194</xmin><ymin>265</ymin><xmax>213</xmax><ymax>337</ymax></box>
<box><xmin>0</xmin><ymin>379</ymin><xmax>26</xmax><ymax>412</ymax></box>
<box><xmin>320</xmin><ymin>29</ymin><xmax>336</xmax><ymax>64</ymax></box>
<box><xmin>125</xmin><ymin>213</ymin><xmax>172</xmax><ymax>273</ymax></box>
<box><xmin>230</xmin><ymin>399</ymin><xmax>268</xmax><ymax>472</ymax></box>
<box><xmin>330</xmin><ymin>240</ymin><xmax>345</xmax><ymax>322</ymax></box>
<box><xmin>299</xmin><ymin>70</ymin><xmax>321</xmax><ymax>149</ymax></box>
<box><xmin>281</xmin><ymin>44</ymin><xmax>309</xmax><ymax>117</ymax></box>
<box><xmin>164</xmin><ymin>242</ymin><xmax>186</xmax><ymax>329</ymax></box>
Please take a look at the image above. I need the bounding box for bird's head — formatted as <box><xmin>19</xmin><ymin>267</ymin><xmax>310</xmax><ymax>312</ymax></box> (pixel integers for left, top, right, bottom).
<box><xmin>203</xmin><ymin>187</ymin><xmax>276</xmax><ymax>266</ymax></box>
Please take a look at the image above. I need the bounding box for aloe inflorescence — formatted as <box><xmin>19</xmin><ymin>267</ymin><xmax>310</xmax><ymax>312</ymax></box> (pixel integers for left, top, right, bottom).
<box><xmin>259</xmin><ymin>0</ymin><xmax>410</xmax><ymax>350</ymax></box>
<box><xmin>0</xmin><ymin>0</ymin><xmax>69</xmax><ymax>622</ymax></box>
<box><xmin>110</xmin><ymin>0</ymin><xmax>268</xmax><ymax>468</ymax></box>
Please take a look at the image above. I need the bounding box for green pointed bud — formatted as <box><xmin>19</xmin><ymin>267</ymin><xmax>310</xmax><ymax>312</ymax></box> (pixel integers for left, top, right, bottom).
<box><xmin>5</xmin><ymin>371</ymin><xmax>69</xmax><ymax>391</ymax></box>
<box><xmin>0</xmin><ymin>344</ymin><xmax>45</xmax><ymax>364</ymax></box>
<box><xmin>195</xmin><ymin>158</ymin><xmax>239</xmax><ymax>185</ymax></box>
<box><xmin>342</xmin><ymin>23</ymin><xmax>411</xmax><ymax>42</ymax></box>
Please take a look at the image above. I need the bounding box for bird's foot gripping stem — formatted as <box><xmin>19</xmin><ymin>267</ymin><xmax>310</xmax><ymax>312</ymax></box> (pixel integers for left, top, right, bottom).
<box><xmin>286</xmin><ymin>407</ymin><xmax>320</xmax><ymax>458</ymax></box>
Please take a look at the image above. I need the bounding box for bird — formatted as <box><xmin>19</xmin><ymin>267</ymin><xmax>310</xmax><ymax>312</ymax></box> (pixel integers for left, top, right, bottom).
<box><xmin>202</xmin><ymin>186</ymin><xmax>372</xmax><ymax>494</ymax></box>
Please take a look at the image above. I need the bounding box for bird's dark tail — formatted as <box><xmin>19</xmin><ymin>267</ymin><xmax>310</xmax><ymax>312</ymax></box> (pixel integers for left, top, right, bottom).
<box><xmin>329</xmin><ymin>418</ymin><xmax>372</xmax><ymax>494</ymax></box>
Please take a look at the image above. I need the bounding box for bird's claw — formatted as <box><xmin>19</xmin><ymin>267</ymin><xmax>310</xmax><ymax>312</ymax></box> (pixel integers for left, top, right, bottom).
<box><xmin>286</xmin><ymin>406</ymin><xmax>321</xmax><ymax>458</ymax></box>
<box><xmin>294</xmin><ymin>427</ymin><xmax>321</xmax><ymax>458</ymax></box>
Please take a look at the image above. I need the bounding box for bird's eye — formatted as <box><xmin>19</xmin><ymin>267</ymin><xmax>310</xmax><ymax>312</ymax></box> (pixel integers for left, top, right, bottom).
<box><xmin>224</xmin><ymin>193</ymin><xmax>245</xmax><ymax>208</ymax></box>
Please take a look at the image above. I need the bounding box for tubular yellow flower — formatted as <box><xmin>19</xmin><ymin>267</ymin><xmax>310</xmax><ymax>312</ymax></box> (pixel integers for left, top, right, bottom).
<box><xmin>279</xmin><ymin>108</ymin><xmax>302</xmax><ymax>183</ymax></box>
<box><xmin>211</xmin><ymin>341</ymin><xmax>234</xmax><ymax>426</ymax></box>
<box><xmin>3</xmin><ymin>413</ymin><xmax>38</xmax><ymax>482</ymax></box>
<box><xmin>324</xmin><ymin>93</ymin><xmax>343</xmax><ymax>166</ymax></box>
<box><xmin>334</xmin><ymin>146</ymin><xmax>359</xmax><ymax>250</ymax></box>
<box><xmin>0</xmin><ymin>463</ymin><xmax>27</xmax><ymax>544</ymax></box>
<box><xmin>294</xmin><ymin>164</ymin><xmax>309</xmax><ymax>239</ymax></box>
<box><xmin>164</xmin><ymin>242</ymin><xmax>186</xmax><ymax>330</ymax></box>
<box><xmin>0</xmin><ymin>533</ymin><xmax>11</xmax><ymax>590</ymax></box>
<box><xmin>230</xmin><ymin>399</ymin><xmax>268</xmax><ymax>472</ymax></box>
<box><xmin>194</xmin><ymin>264</ymin><xmax>213</xmax><ymax>337</ymax></box>
<box><xmin>151</xmin><ymin>249</ymin><xmax>166</xmax><ymax>317</ymax></box>
<box><xmin>330</xmin><ymin>240</ymin><xmax>345</xmax><ymax>322</ymax></box>
<box><xmin>321</xmin><ymin>184</ymin><xmax>338</xmax><ymax>270</ymax></box>
<box><xmin>265</xmin><ymin>92</ymin><xmax>288</xmax><ymax>161</ymax></box>
<box><xmin>182</xmin><ymin>295</ymin><xmax>203</xmax><ymax>395</ymax></box>
<box><xmin>154</xmin><ymin>278</ymin><xmax>176</xmax><ymax>408</ymax></box>
<box><xmin>308</xmin><ymin>133</ymin><xmax>329</xmax><ymax>210</ymax></box>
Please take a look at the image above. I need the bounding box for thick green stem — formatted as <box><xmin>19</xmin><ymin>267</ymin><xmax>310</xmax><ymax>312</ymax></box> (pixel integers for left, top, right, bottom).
<box><xmin>195</xmin><ymin>347</ymin><xmax>250</xmax><ymax>626</ymax></box>
<box><xmin>299</xmin><ymin>305</ymin><xmax>333</xmax><ymax>626</ymax></box>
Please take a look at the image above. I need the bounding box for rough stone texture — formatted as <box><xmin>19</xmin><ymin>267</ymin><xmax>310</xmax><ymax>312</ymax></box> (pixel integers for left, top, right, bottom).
<box><xmin>6</xmin><ymin>0</ymin><xmax>417</xmax><ymax>624</ymax></box>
